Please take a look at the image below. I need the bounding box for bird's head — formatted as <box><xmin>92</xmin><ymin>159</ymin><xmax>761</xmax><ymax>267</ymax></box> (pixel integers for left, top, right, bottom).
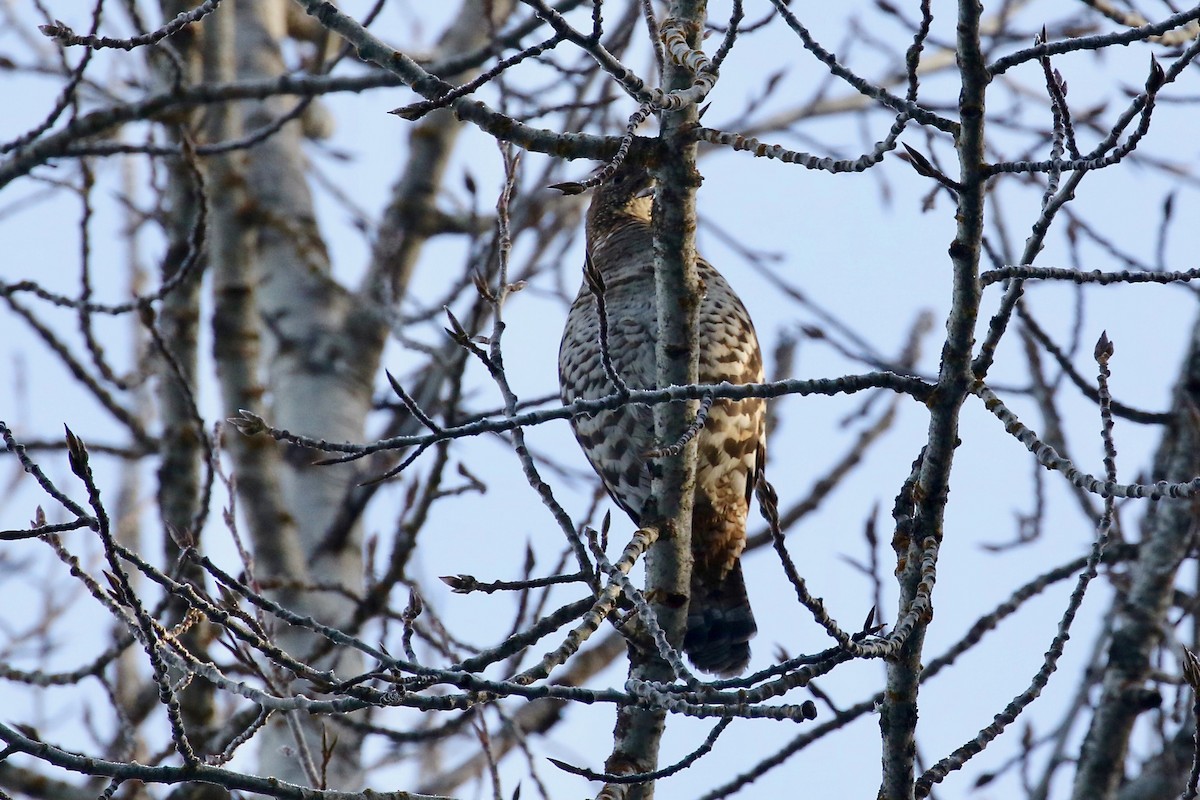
<box><xmin>586</xmin><ymin>161</ymin><xmax>655</xmax><ymax>233</ymax></box>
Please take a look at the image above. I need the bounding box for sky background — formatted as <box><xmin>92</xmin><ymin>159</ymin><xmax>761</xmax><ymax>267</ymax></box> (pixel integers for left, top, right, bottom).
<box><xmin>3</xmin><ymin>1</ymin><xmax>1200</xmax><ymax>798</ymax></box>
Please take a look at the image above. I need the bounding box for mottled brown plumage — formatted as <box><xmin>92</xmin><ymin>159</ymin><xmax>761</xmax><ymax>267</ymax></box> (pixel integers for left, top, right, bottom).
<box><xmin>558</xmin><ymin>165</ymin><xmax>765</xmax><ymax>676</ymax></box>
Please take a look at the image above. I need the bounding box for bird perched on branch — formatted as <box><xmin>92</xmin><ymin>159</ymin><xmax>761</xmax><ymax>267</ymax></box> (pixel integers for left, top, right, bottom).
<box><xmin>558</xmin><ymin>163</ymin><xmax>766</xmax><ymax>676</ymax></box>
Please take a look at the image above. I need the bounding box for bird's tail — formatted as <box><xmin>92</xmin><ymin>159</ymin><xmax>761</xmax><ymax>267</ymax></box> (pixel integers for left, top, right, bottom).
<box><xmin>684</xmin><ymin>560</ymin><xmax>757</xmax><ymax>677</ymax></box>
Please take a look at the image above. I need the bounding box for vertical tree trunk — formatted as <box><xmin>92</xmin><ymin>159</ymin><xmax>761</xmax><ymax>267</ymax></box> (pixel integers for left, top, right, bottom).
<box><xmin>156</xmin><ymin>0</ymin><xmax>218</xmax><ymax>770</ymax></box>
<box><xmin>221</xmin><ymin>0</ymin><xmax>369</xmax><ymax>788</ymax></box>
<box><xmin>1071</xmin><ymin>313</ymin><xmax>1200</xmax><ymax>800</ymax></box>
<box><xmin>601</xmin><ymin>4</ymin><xmax>707</xmax><ymax>799</ymax></box>
<box><xmin>880</xmin><ymin>1</ymin><xmax>987</xmax><ymax>797</ymax></box>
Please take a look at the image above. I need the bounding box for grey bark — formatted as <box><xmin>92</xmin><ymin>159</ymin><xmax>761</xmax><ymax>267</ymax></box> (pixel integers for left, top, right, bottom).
<box><xmin>1071</xmin><ymin>313</ymin><xmax>1200</xmax><ymax>799</ymax></box>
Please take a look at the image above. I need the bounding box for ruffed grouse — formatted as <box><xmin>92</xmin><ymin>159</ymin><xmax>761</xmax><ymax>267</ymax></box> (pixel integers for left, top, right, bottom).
<box><xmin>558</xmin><ymin>165</ymin><xmax>765</xmax><ymax>676</ymax></box>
